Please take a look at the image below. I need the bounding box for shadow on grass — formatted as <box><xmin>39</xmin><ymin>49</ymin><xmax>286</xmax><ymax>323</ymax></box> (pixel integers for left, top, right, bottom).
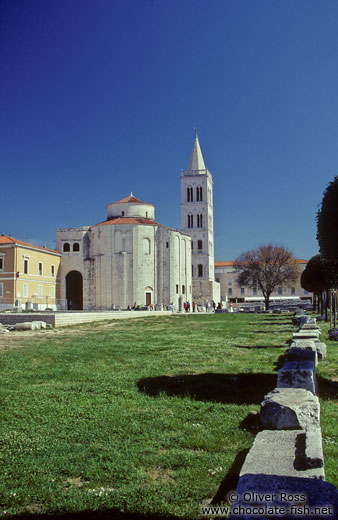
<box><xmin>138</xmin><ymin>373</ymin><xmax>277</xmax><ymax>405</ymax></box>
<box><xmin>317</xmin><ymin>375</ymin><xmax>338</xmax><ymax>400</ymax></box>
<box><xmin>252</xmin><ymin>329</ymin><xmax>294</xmax><ymax>334</ymax></box>
<box><xmin>233</xmin><ymin>344</ymin><xmax>287</xmax><ymax>350</ymax></box>
<box><xmin>9</xmin><ymin>510</ymin><xmax>185</xmax><ymax>520</ymax></box>
<box><xmin>210</xmin><ymin>449</ymin><xmax>250</xmax><ymax>505</ymax></box>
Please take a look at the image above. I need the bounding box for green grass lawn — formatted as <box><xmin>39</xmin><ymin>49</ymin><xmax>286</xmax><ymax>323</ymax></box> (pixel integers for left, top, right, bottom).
<box><xmin>0</xmin><ymin>313</ymin><xmax>337</xmax><ymax>519</ymax></box>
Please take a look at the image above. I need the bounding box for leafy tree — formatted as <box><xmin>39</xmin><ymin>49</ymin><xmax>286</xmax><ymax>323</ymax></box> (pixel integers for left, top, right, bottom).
<box><xmin>317</xmin><ymin>175</ymin><xmax>338</xmax><ymax>260</ymax></box>
<box><xmin>301</xmin><ymin>255</ymin><xmax>329</xmax><ymax>315</ymax></box>
<box><xmin>234</xmin><ymin>244</ymin><xmax>299</xmax><ymax>310</ymax></box>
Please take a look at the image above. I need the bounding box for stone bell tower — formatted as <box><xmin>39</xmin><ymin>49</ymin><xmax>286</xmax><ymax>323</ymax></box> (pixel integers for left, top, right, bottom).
<box><xmin>181</xmin><ymin>130</ymin><xmax>220</xmax><ymax>304</ymax></box>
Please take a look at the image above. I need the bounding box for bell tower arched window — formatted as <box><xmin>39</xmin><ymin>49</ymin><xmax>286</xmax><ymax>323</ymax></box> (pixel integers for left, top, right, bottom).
<box><xmin>187</xmin><ymin>214</ymin><xmax>193</xmax><ymax>228</ymax></box>
<box><xmin>187</xmin><ymin>187</ymin><xmax>193</xmax><ymax>202</ymax></box>
<box><xmin>198</xmin><ymin>240</ymin><xmax>202</xmax><ymax>250</ymax></box>
<box><xmin>196</xmin><ymin>186</ymin><xmax>202</xmax><ymax>201</ymax></box>
<box><xmin>197</xmin><ymin>214</ymin><xmax>203</xmax><ymax>228</ymax></box>
<box><xmin>198</xmin><ymin>264</ymin><xmax>203</xmax><ymax>277</ymax></box>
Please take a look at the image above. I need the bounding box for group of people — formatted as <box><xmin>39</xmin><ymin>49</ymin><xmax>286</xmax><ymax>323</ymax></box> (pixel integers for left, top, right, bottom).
<box><xmin>183</xmin><ymin>300</ymin><xmax>221</xmax><ymax>312</ymax></box>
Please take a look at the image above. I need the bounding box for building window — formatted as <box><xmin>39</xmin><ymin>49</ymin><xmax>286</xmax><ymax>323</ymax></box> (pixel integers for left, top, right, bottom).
<box><xmin>73</xmin><ymin>242</ymin><xmax>80</xmax><ymax>252</ymax></box>
<box><xmin>192</xmin><ymin>265</ymin><xmax>194</xmax><ymax>276</ymax></box>
<box><xmin>24</xmin><ymin>259</ymin><xmax>28</xmax><ymax>274</ymax></box>
<box><xmin>166</xmin><ymin>242</ymin><xmax>169</xmax><ymax>248</ymax></box>
<box><xmin>291</xmin><ymin>287</ymin><xmax>296</xmax><ymax>295</ymax></box>
<box><xmin>182</xmin><ymin>285</ymin><xmax>185</xmax><ymax>294</ymax></box>
<box><xmin>23</xmin><ymin>284</ymin><xmax>28</xmax><ymax>298</ymax></box>
<box><xmin>187</xmin><ymin>187</ymin><xmax>193</xmax><ymax>202</ymax></box>
<box><xmin>197</xmin><ymin>214</ymin><xmax>203</xmax><ymax>227</ymax></box>
<box><xmin>253</xmin><ymin>287</ymin><xmax>257</xmax><ymax>296</ymax></box>
<box><xmin>196</xmin><ymin>186</ymin><xmax>202</xmax><ymax>201</ymax></box>
<box><xmin>39</xmin><ymin>263</ymin><xmax>43</xmax><ymax>276</ymax></box>
<box><xmin>241</xmin><ymin>287</ymin><xmax>245</xmax><ymax>295</ymax></box>
<box><xmin>278</xmin><ymin>287</ymin><xmax>283</xmax><ymax>295</ymax></box>
<box><xmin>0</xmin><ymin>258</ymin><xmax>3</xmax><ymax>272</ymax></box>
<box><xmin>198</xmin><ymin>264</ymin><xmax>203</xmax><ymax>277</ymax></box>
<box><xmin>63</xmin><ymin>243</ymin><xmax>70</xmax><ymax>252</ymax></box>
<box><xmin>51</xmin><ymin>286</ymin><xmax>55</xmax><ymax>298</ymax></box>
<box><xmin>122</xmin><ymin>211</ymin><xmax>125</xmax><ymax>216</ymax></box>
<box><xmin>216</xmin><ymin>277</ymin><xmax>220</xmax><ymax>283</ymax></box>
<box><xmin>188</xmin><ymin>214</ymin><xmax>193</xmax><ymax>228</ymax></box>
<box><xmin>38</xmin><ymin>285</ymin><xmax>42</xmax><ymax>298</ymax></box>
<box><xmin>228</xmin><ymin>278</ymin><xmax>232</xmax><ymax>286</ymax></box>
<box><xmin>228</xmin><ymin>287</ymin><xmax>232</xmax><ymax>296</ymax></box>
<box><xmin>0</xmin><ymin>283</ymin><xmax>3</xmax><ymax>297</ymax></box>
<box><xmin>51</xmin><ymin>265</ymin><xmax>55</xmax><ymax>277</ymax></box>
<box><xmin>198</xmin><ymin>240</ymin><xmax>202</xmax><ymax>250</ymax></box>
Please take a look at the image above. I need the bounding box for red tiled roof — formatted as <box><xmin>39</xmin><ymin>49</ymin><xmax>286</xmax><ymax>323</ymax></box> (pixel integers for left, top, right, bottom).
<box><xmin>109</xmin><ymin>195</ymin><xmax>154</xmax><ymax>207</ymax></box>
<box><xmin>0</xmin><ymin>234</ymin><xmax>60</xmax><ymax>255</ymax></box>
<box><xmin>215</xmin><ymin>259</ymin><xmax>308</xmax><ymax>266</ymax></box>
<box><xmin>93</xmin><ymin>217</ymin><xmax>158</xmax><ymax>227</ymax></box>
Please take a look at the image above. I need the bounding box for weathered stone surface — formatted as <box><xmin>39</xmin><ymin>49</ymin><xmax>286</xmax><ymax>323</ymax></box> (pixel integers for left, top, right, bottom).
<box><xmin>316</xmin><ymin>342</ymin><xmax>327</xmax><ymax>360</ymax></box>
<box><xmin>15</xmin><ymin>322</ymin><xmax>40</xmax><ymax>331</ymax></box>
<box><xmin>305</xmin><ymin>426</ymin><xmax>324</xmax><ymax>469</ymax></box>
<box><xmin>229</xmin><ymin>475</ymin><xmax>338</xmax><ymax>520</ymax></box>
<box><xmin>300</xmin><ymin>323</ymin><xmax>320</xmax><ymax>331</ymax></box>
<box><xmin>293</xmin><ymin>331</ymin><xmax>320</xmax><ymax>340</ymax></box>
<box><xmin>260</xmin><ymin>388</ymin><xmax>320</xmax><ymax>430</ymax></box>
<box><xmin>239</xmin><ymin>430</ymin><xmax>324</xmax><ymax>479</ymax></box>
<box><xmin>277</xmin><ymin>360</ymin><xmax>317</xmax><ymax>395</ymax></box>
<box><xmin>287</xmin><ymin>346</ymin><xmax>317</xmax><ymax>364</ymax></box>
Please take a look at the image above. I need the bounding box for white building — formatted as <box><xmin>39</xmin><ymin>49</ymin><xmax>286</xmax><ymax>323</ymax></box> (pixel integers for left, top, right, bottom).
<box><xmin>56</xmin><ymin>194</ymin><xmax>192</xmax><ymax>310</ymax></box>
<box><xmin>181</xmin><ymin>131</ymin><xmax>220</xmax><ymax>304</ymax></box>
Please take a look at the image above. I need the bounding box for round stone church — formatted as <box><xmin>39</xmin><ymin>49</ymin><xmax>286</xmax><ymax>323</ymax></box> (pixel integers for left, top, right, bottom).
<box><xmin>56</xmin><ymin>194</ymin><xmax>192</xmax><ymax>310</ymax></box>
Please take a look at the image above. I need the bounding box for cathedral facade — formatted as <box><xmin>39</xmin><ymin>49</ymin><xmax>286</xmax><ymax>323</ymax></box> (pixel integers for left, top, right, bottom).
<box><xmin>56</xmin><ymin>133</ymin><xmax>219</xmax><ymax>310</ymax></box>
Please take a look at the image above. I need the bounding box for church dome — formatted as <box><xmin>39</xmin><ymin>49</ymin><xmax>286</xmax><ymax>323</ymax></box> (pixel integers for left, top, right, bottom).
<box><xmin>106</xmin><ymin>193</ymin><xmax>155</xmax><ymax>220</ymax></box>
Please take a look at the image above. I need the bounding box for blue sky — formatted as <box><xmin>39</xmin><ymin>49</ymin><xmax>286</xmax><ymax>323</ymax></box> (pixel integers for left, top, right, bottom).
<box><xmin>1</xmin><ymin>0</ymin><xmax>338</xmax><ymax>260</ymax></box>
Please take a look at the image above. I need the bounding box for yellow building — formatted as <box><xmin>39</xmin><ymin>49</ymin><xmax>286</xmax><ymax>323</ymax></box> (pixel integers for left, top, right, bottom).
<box><xmin>0</xmin><ymin>235</ymin><xmax>61</xmax><ymax>310</ymax></box>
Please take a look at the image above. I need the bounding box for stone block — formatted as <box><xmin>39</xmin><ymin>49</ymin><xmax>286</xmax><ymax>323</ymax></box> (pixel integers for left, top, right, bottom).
<box><xmin>305</xmin><ymin>426</ymin><xmax>324</xmax><ymax>469</ymax></box>
<box><xmin>239</xmin><ymin>430</ymin><xmax>324</xmax><ymax>479</ymax></box>
<box><xmin>277</xmin><ymin>360</ymin><xmax>317</xmax><ymax>395</ymax></box>
<box><xmin>293</xmin><ymin>331</ymin><xmax>320</xmax><ymax>341</ymax></box>
<box><xmin>315</xmin><ymin>342</ymin><xmax>327</xmax><ymax>360</ymax></box>
<box><xmin>287</xmin><ymin>346</ymin><xmax>317</xmax><ymax>364</ymax></box>
<box><xmin>229</xmin><ymin>474</ymin><xmax>338</xmax><ymax>520</ymax></box>
<box><xmin>260</xmin><ymin>388</ymin><xmax>320</xmax><ymax>430</ymax></box>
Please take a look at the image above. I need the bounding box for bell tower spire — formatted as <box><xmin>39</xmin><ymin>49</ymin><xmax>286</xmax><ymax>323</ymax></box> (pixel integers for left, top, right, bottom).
<box><xmin>180</xmin><ymin>131</ymin><xmax>220</xmax><ymax>305</ymax></box>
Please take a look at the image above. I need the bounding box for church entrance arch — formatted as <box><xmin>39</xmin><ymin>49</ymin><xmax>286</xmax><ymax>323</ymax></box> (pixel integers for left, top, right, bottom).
<box><xmin>66</xmin><ymin>271</ymin><xmax>83</xmax><ymax>310</ymax></box>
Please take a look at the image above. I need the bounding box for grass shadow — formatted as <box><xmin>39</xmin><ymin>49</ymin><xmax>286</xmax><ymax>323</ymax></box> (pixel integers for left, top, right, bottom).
<box><xmin>8</xmin><ymin>509</ymin><xmax>185</xmax><ymax>520</ymax></box>
<box><xmin>233</xmin><ymin>344</ymin><xmax>287</xmax><ymax>350</ymax></box>
<box><xmin>210</xmin><ymin>449</ymin><xmax>250</xmax><ymax>505</ymax></box>
<box><xmin>137</xmin><ymin>373</ymin><xmax>277</xmax><ymax>405</ymax></box>
<box><xmin>317</xmin><ymin>375</ymin><xmax>338</xmax><ymax>400</ymax></box>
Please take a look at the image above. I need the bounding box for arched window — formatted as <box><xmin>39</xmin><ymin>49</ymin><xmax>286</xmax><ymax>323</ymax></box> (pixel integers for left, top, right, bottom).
<box><xmin>63</xmin><ymin>243</ymin><xmax>70</xmax><ymax>252</ymax></box>
<box><xmin>73</xmin><ymin>242</ymin><xmax>80</xmax><ymax>252</ymax></box>
<box><xmin>143</xmin><ymin>238</ymin><xmax>151</xmax><ymax>254</ymax></box>
<box><xmin>196</xmin><ymin>186</ymin><xmax>202</xmax><ymax>201</ymax></box>
<box><xmin>198</xmin><ymin>240</ymin><xmax>202</xmax><ymax>250</ymax></box>
<box><xmin>191</xmin><ymin>241</ymin><xmax>194</xmax><ymax>250</ymax></box>
<box><xmin>187</xmin><ymin>214</ymin><xmax>193</xmax><ymax>228</ymax></box>
<box><xmin>197</xmin><ymin>214</ymin><xmax>203</xmax><ymax>228</ymax></box>
<box><xmin>198</xmin><ymin>264</ymin><xmax>203</xmax><ymax>277</ymax></box>
<box><xmin>187</xmin><ymin>187</ymin><xmax>193</xmax><ymax>202</ymax></box>
<box><xmin>192</xmin><ymin>265</ymin><xmax>194</xmax><ymax>276</ymax></box>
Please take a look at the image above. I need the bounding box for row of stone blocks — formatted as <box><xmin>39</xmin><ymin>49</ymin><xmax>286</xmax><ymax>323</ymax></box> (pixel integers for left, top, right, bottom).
<box><xmin>229</xmin><ymin>316</ymin><xmax>338</xmax><ymax>519</ymax></box>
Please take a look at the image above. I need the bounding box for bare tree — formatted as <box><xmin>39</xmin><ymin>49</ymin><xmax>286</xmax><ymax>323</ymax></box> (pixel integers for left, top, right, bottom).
<box><xmin>234</xmin><ymin>244</ymin><xmax>300</xmax><ymax>310</ymax></box>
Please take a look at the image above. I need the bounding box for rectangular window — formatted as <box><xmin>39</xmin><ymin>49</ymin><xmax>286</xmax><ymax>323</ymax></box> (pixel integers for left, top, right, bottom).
<box><xmin>278</xmin><ymin>287</ymin><xmax>283</xmax><ymax>295</ymax></box>
<box><xmin>291</xmin><ymin>287</ymin><xmax>296</xmax><ymax>295</ymax></box>
<box><xmin>241</xmin><ymin>287</ymin><xmax>245</xmax><ymax>295</ymax></box>
<box><xmin>176</xmin><ymin>284</ymin><xmax>179</xmax><ymax>294</ymax></box>
<box><xmin>23</xmin><ymin>284</ymin><xmax>28</xmax><ymax>298</ymax></box>
<box><xmin>24</xmin><ymin>259</ymin><xmax>28</xmax><ymax>274</ymax></box>
<box><xmin>38</xmin><ymin>285</ymin><xmax>42</xmax><ymax>298</ymax></box>
<box><xmin>182</xmin><ymin>285</ymin><xmax>185</xmax><ymax>294</ymax></box>
<box><xmin>188</xmin><ymin>214</ymin><xmax>193</xmax><ymax>228</ymax></box>
<box><xmin>228</xmin><ymin>287</ymin><xmax>232</xmax><ymax>296</ymax></box>
<box><xmin>228</xmin><ymin>278</ymin><xmax>232</xmax><ymax>286</ymax></box>
<box><xmin>0</xmin><ymin>258</ymin><xmax>3</xmax><ymax>272</ymax></box>
<box><xmin>51</xmin><ymin>286</ymin><xmax>55</xmax><ymax>298</ymax></box>
<box><xmin>253</xmin><ymin>287</ymin><xmax>257</xmax><ymax>296</ymax></box>
<box><xmin>51</xmin><ymin>265</ymin><xmax>55</xmax><ymax>277</ymax></box>
<box><xmin>0</xmin><ymin>283</ymin><xmax>3</xmax><ymax>297</ymax></box>
<box><xmin>197</xmin><ymin>214</ymin><xmax>203</xmax><ymax>227</ymax></box>
<box><xmin>166</xmin><ymin>242</ymin><xmax>169</xmax><ymax>248</ymax></box>
<box><xmin>39</xmin><ymin>262</ymin><xmax>43</xmax><ymax>276</ymax></box>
